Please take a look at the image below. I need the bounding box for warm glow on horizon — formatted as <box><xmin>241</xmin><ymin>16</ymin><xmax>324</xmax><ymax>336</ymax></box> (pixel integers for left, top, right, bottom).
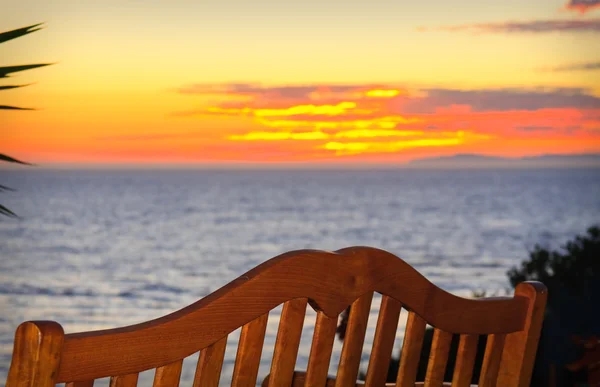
<box><xmin>1</xmin><ymin>0</ymin><xmax>599</xmax><ymax>165</ymax></box>
<box><xmin>364</xmin><ymin>89</ymin><xmax>403</xmax><ymax>98</ymax></box>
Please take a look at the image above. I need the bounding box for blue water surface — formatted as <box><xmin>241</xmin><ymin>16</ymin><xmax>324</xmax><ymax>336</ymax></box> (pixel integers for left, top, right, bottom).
<box><xmin>1</xmin><ymin>168</ymin><xmax>599</xmax><ymax>385</ymax></box>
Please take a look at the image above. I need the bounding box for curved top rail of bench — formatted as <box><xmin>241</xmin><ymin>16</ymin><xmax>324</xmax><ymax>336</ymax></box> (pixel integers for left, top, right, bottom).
<box><xmin>56</xmin><ymin>246</ymin><xmax>532</xmax><ymax>382</ymax></box>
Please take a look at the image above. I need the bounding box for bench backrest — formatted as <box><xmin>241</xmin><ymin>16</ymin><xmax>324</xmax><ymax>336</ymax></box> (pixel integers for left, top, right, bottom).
<box><xmin>6</xmin><ymin>247</ymin><xmax>547</xmax><ymax>387</ymax></box>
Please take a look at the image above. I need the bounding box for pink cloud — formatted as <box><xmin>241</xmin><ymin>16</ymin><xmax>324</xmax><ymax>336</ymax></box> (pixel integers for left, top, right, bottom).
<box><xmin>169</xmin><ymin>82</ymin><xmax>600</xmax><ymax>157</ymax></box>
<box><xmin>565</xmin><ymin>0</ymin><xmax>600</xmax><ymax>14</ymax></box>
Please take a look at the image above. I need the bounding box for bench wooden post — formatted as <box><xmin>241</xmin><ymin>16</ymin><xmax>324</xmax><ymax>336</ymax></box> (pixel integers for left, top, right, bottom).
<box><xmin>497</xmin><ymin>281</ymin><xmax>548</xmax><ymax>387</ymax></box>
<box><xmin>6</xmin><ymin>321</ymin><xmax>64</xmax><ymax>387</ymax></box>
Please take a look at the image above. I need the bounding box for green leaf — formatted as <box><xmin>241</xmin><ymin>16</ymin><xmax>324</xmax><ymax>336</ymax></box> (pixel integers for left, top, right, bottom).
<box><xmin>0</xmin><ymin>64</ymin><xmax>53</xmax><ymax>78</ymax></box>
<box><xmin>0</xmin><ymin>204</ymin><xmax>18</xmax><ymax>218</ymax></box>
<box><xmin>0</xmin><ymin>184</ymin><xmax>16</xmax><ymax>192</ymax></box>
<box><xmin>0</xmin><ymin>153</ymin><xmax>32</xmax><ymax>165</ymax></box>
<box><xmin>0</xmin><ymin>23</ymin><xmax>44</xmax><ymax>218</ymax></box>
<box><xmin>0</xmin><ymin>105</ymin><xmax>35</xmax><ymax>110</ymax></box>
<box><xmin>0</xmin><ymin>23</ymin><xmax>44</xmax><ymax>44</ymax></box>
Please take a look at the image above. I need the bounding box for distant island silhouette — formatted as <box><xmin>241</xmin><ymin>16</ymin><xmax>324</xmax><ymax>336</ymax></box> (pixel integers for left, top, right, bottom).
<box><xmin>406</xmin><ymin>153</ymin><xmax>600</xmax><ymax>169</ymax></box>
<box><xmin>1</xmin><ymin>153</ymin><xmax>599</xmax><ymax>171</ymax></box>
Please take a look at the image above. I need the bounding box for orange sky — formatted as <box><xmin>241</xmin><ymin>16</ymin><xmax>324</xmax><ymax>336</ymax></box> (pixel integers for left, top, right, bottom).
<box><xmin>1</xmin><ymin>0</ymin><xmax>600</xmax><ymax>166</ymax></box>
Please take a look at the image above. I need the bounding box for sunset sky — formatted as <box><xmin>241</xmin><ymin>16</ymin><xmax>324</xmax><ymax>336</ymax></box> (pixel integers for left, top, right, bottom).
<box><xmin>1</xmin><ymin>0</ymin><xmax>599</xmax><ymax>166</ymax></box>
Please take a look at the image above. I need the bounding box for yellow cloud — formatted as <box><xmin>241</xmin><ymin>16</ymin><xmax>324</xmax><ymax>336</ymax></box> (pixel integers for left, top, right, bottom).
<box><xmin>227</xmin><ymin>128</ymin><xmax>426</xmax><ymax>142</ymax></box>
<box><xmin>255</xmin><ymin>116</ymin><xmax>421</xmax><ymax>130</ymax></box>
<box><xmin>334</xmin><ymin>129</ymin><xmax>425</xmax><ymax>138</ymax></box>
<box><xmin>323</xmin><ymin>138</ymin><xmax>463</xmax><ymax>155</ymax></box>
<box><xmin>266</xmin><ymin>101</ymin><xmax>354</xmax><ymax>117</ymax></box>
<box><xmin>212</xmin><ymin>87</ymin><xmax>494</xmax><ymax>157</ymax></box>
<box><xmin>221</xmin><ymin>101</ymin><xmax>359</xmax><ymax>118</ymax></box>
<box><xmin>322</xmin><ymin>131</ymin><xmax>493</xmax><ymax>155</ymax></box>
<box><xmin>226</xmin><ymin>127</ymin><xmax>493</xmax><ymax>156</ymax></box>
<box><xmin>364</xmin><ymin>89</ymin><xmax>403</xmax><ymax>98</ymax></box>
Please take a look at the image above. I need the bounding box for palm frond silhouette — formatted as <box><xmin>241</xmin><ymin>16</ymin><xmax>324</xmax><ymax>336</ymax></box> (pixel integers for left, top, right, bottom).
<box><xmin>1</xmin><ymin>23</ymin><xmax>52</xmax><ymax>217</ymax></box>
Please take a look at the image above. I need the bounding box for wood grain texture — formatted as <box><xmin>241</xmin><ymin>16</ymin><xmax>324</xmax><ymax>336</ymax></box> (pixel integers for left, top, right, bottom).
<box><xmin>269</xmin><ymin>298</ymin><xmax>308</xmax><ymax>386</ymax></box>
<box><xmin>109</xmin><ymin>373</ymin><xmax>138</xmax><ymax>387</ymax></box>
<box><xmin>6</xmin><ymin>248</ymin><xmax>544</xmax><ymax>387</ymax></box>
<box><xmin>335</xmin><ymin>292</ymin><xmax>373</xmax><ymax>387</ymax></box>
<box><xmin>231</xmin><ymin>313</ymin><xmax>269</xmax><ymax>387</ymax></box>
<box><xmin>478</xmin><ymin>334</ymin><xmax>506</xmax><ymax>387</ymax></box>
<box><xmin>193</xmin><ymin>336</ymin><xmax>227</xmax><ymax>387</ymax></box>
<box><xmin>365</xmin><ymin>296</ymin><xmax>402</xmax><ymax>387</ymax></box>
<box><xmin>305</xmin><ymin>311</ymin><xmax>338</xmax><ymax>386</ymax></box>
<box><xmin>5</xmin><ymin>321</ymin><xmax>64</xmax><ymax>387</ymax></box>
<box><xmin>66</xmin><ymin>382</ymin><xmax>94</xmax><ymax>387</ymax></box>
<box><xmin>289</xmin><ymin>371</ymin><xmax>347</xmax><ymax>387</ymax></box>
<box><xmin>424</xmin><ymin>329</ymin><xmax>453</xmax><ymax>387</ymax></box>
<box><xmin>397</xmin><ymin>312</ymin><xmax>427</xmax><ymax>387</ymax></box>
<box><xmin>54</xmin><ymin>247</ymin><xmax>529</xmax><ymax>382</ymax></box>
<box><xmin>153</xmin><ymin>359</ymin><xmax>183</xmax><ymax>387</ymax></box>
<box><xmin>497</xmin><ymin>282</ymin><xmax>547</xmax><ymax>387</ymax></box>
<box><xmin>265</xmin><ymin>371</ymin><xmax>461</xmax><ymax>387</ymax></box>
<box><xmin>451</xmin><ymin>335</ymin><xmax>478</xmax><ymax>387</ymax></box>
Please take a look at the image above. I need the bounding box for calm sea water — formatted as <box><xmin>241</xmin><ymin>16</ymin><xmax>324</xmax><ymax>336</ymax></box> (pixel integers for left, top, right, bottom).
<box><xmin>1</xmin><ymin>168</ymin><xmax>599</xmax><ymax>386</ymax></box>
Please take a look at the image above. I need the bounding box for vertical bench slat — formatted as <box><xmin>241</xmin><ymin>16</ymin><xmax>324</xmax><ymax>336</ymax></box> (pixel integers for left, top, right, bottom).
<box><xmin>396</xmin><ymin>312</ymin><xmax>427</xmax><ymax>387</ymax></box>
<box><xmin>153</xmin><ymin>359</ymin><xmax>183</xmax><ymax>387</ymax></box>
<box><xmin>365</xmin><ymin>296</ymin><xmax>402</xmax><ymax>387</ymax></box>
<box><xmin>305</xmin><ymin>311</ymin><xmax>338</xmax><ymax>386</ymax></box>
<box><xmin>335</xmin><ymin>292</ymin><xmax>373</xmax><ymax>387</ymax></box>
<box><xmin>66</xmin><ymin>381</ymin><xmax>94</xmax><ymax>387</ymax></box>
<box><xmin>497</xmin><ymin>282</ymin><xmax>547</xmax><ymax>387</ymax></box>
<box><xmin>424</xmin><ymin>329</ymin><xmax>453</xmax><ymax>387</ymax></box>
<box><xmin>269</xmin><ymin>298</ymin><xmax>308</xmax><ymax>386</ymax></box>
<box><xmin>231</xmin><ymin>313</ymin><xmax>269</xmax><ymax>387</ymax></box>
<box><xmin>193</xmin><ymin>336</ymin><xmax>228</xmax><ymax>387</ymax></box>
<box><xmin>478</xmin><ymin>334</ymin><xmax>506</xmax><ymax>387</ymax></box>
<box><xmin>451</xmin><ymin>334</ymin><xmax>478</xmax><ymax>387</ymax></box>
<box><xmin>109</xmin><ymin>373</ymin><xmax>138</xmax><ymax>387</ymax></box>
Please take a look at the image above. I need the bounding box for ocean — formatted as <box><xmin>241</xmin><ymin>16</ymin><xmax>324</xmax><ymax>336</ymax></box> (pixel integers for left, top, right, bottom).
<box><xmin>1</xmin><ymin>168</ymin><xmax>599</xmax><ymax>386</ymax></box>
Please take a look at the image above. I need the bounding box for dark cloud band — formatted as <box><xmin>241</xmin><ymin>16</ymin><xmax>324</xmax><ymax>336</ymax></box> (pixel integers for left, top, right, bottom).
<box><xmin>541</xmin><ymin>62</ymin><xmax>600</xmax><ymax>72</ymax></box>
<box><xmin>419</xmin><ymin>19</ymin><xmax>600</xmax><ymax>33</ymax></box>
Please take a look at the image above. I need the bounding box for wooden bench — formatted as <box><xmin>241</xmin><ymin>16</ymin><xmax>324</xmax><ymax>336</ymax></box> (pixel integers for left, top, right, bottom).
<box><xmin>5</xmin><ymin>247</ymin><xmax>547</xmax><ymax>386</ymax></box>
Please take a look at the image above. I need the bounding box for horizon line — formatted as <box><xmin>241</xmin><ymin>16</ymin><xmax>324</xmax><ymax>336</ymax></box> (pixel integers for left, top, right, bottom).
<box><xmin>2</xmin><ymin>163</ymin><xmax>600</xmax><ymax>171</ymax></box>
<box><xmin>2</xmin><ymin>152</ymin><xmax>600</xmax><ymax>170</ymax></box>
